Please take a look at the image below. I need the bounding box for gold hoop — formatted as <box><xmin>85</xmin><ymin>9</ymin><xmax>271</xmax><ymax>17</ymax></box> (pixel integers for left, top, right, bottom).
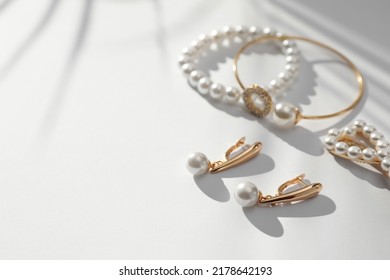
<box><xmin>233</xmin><ymin>35</ymin><xmax>364</xmax><ymax>127</ymax></box>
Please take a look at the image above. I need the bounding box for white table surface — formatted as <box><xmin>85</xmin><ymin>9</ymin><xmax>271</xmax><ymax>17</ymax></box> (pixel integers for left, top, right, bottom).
<box><xmin>0</xmin><ymin>0</ymin><xmax>389</xmax><ymax>259</ymax></box>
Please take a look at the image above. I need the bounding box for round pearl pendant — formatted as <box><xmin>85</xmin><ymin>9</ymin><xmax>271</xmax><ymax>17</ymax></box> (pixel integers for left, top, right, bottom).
<box><xmin>234</xmin><ymin>182</ymin><xmax>260</xmax><ymax>207</ymax></box>
<box><xmin>186</xmin><ymin>152</ymin><xmax>210</xmax><ymax>176</ymax></box>
<box><xmin>271</xmin><ymin>102</ymin><xmax>299</xmax><ymax>128</ymax></box>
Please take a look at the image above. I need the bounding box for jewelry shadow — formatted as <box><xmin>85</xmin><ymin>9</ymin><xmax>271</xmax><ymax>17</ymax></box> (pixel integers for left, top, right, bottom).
<box><xmin>333</xmin><ymin>156</ymin><xmax>390</xmax><ymax>190</ymax></box>
<box><xmin>193</xmin><ymin>153</ymin><xmax>275</xmax><ymax>202</ymax></box>
<box><xmin>243</xmin><ymin>194</ymin><xmax>336</xmax><ymax>237</ymax></box>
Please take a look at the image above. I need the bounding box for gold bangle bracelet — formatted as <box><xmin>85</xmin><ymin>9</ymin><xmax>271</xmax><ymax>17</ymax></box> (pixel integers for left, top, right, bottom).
<box><xmin>233</xmin><ymin>35</ymin><xmax>364</xmax><ymax>128</ymax></box>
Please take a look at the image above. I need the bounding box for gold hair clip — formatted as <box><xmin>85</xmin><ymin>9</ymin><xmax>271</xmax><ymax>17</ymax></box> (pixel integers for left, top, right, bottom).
<box><xmin>324</xmin><ymin>120</ymin><xmax>390</xmax><ymax>177</ymax></box>
<box><xmin>186</xmin><ymin>137</ymin><xmax>262</xmax><ymax>176</ymax></box>
<box><xmin>233</xmin><ymin>35</ymin><xmax>364</xmax><ymax>128</ymax></box>
<box><xmin>234</xmin><ymin>174</ymin><xmax>322</xmax><ymax>207</ymax></box>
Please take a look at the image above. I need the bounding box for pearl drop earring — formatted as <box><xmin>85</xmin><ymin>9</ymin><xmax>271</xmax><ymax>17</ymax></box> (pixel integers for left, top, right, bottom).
<box><xmin>234</xmin><ymin>174</ymin><xmax>322</xmax><ymax>207</ymax></box>
<box><xmin>186</xmin><ymin>137</ymin><xmax>262</xmax><ymax>176</ymax></box>
<box><xmin>233</xmin><ymin>35</ymin><xmax>364</xmax><ymax>128</ymax></box>
<box><xmin>324</xmin><ymin>120</ymin><xmax>390</xmax><ymax>177</ymax></box>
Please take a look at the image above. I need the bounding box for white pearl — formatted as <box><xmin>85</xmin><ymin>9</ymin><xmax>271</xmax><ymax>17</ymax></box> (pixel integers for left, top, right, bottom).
<box><xmin>186</xmin><ymin>152</ymin><xmax>210</xmax><ymax>176</ymax></box>
<box><xmin>235</xmin><ymin>25</ymin><xmax>248</xmax><ymax>37</ymax></box>
<box><xmin>377</xmin><ymin>148</ymin><xmax>390</xmax><ymax>160</ymax></box>
<box><xmin>263</xmin><ymin>27</ymin><xmax>276</xmax><ymax>35</ymax></box>
<box><xmin>210</xmin><ymin>83</ymin><xmax>225</xmax><ymax>99</ymax></box>
<box><xmin>197</xmin><ymin>77</ymin><xmax>212</xmax><ymax>95</ymax></box>
<box><xmin>347</xmin><ymin>146</ymin><xmax>362</xmax><ymax>159</ymax></box>
<box><xmin>209</xmin><ymin>29</ymin><xmax>221</xmax><ymax>41</ymax></box>
<box><xmin>278</xmin><ymin>71</ymin><xmax>292</xmax><ymax>85</ymax></box>
<box><xmin>363</xmin><ymin>125</ymin><xmax>376</xmax><ymax>137</ymax></box>
<box><xmin>370</xmin><ymin>131</ymin><xmax>384</xmax><ymax>144</ymax></box>
<box><xmin>272</xmin><ymin>102</ymin><xmax>298</xmax><ymax>128</ymax></box>
<box><xmin>182</xmin><ymin>47</ymin><xmax>196</xmax><ymax>57</ymax></box>
<box><xmin>353</xmin><ymin>120</ymin><xmax>366</xmax><ymax>132</ymax></box>
<box><xmin>224</xmin><ymin>86</ymin><xmax>241</xmax><ymax>104</ymax></box>
<box><xmin>189</xmin><ymin>70</ymin><xmax>204</xmax><ymax>87</ymax></box>
<box><xmin>182</xmin><ymin>63</ymin><xmax>195</xmax><ymax>77</ymax></box>
<box><xmin>178</xmin><ymin>55</ymin><xmax>191</xmax><ymax>66</ymax></box>
<box><xmin>286</xmin><ymin>55</ymin><xmax>299</xmax><ymax>64</ymax></box>
<box><xmin>285</xmin><ymin>64</ymin><xmax>299</xmax><ymax>77</ymax></box>
<box><xmin>234</xmin><ymin>182</ymin><xmax>260</xmax><ymax>207</ymax></box>
<box><xmin>328</xmin><ymin>128</ymin><xmax>341</xmax><ymax>137</ymax></box>
<box><xmin>248</xmin><ymin>25</ymin><xmax>261</xmax><ymax>37</ymax></box>
<box><xmin>198</xmin><ymin>33</ymin><xmax>211</xmax><ymax>45</ymax></box>
<box><xmin>381</xmin><ymin>157</ymin><xmax>390</xmax><ymax>171</ymax></box>
<box><xmin>282</xmin><ymin>40</ymin><xmax>296</xmax><ymax>49</ymax></box>
<box><xmin>286</xmin><ymin>47</ymin><xmax>298</xmax><ymax>55</ymax></box>
<box><xmin>222</xmin><ymin>25</ymin><xmax>234</xmax><ymax>37</ymax></box>
<box><xmin>377</xmin><ymin>139</ymin><xmax>389</xmax><ymax>149</ymax></box>
<box><xmin>268</xmin><ymin>79</ymin><xmax>282</xmax><ymax>95</ymax></box>
<box><xmin>362</xmin><ymin>148</ymin><xmax>376</xmax><ymax>161</ymax></box>
<box><xmin>324</xmin><ymin>135</ymin><xmax>337</xmax><ymax>149</ymax></box>
<box><xmin>343</xmin><ymin>126</ymin><xmax>356</xmax><ymax>137</ymax></box>
<box><xmin>335</xmin><ymin>141</ymin><xmax>348</xmax><ymax>155</ymax></box>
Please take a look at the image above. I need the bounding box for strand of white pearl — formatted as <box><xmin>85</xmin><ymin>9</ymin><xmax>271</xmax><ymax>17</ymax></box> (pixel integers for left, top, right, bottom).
<box><xmin>178</xmin><ymin>25</ymin><xmax>300</xmax><ymax>104</ymax></box>
<box><xmin>323</xmin><ymin>120</ymin><xmax>390</xmax><ymax>176</ymax></box>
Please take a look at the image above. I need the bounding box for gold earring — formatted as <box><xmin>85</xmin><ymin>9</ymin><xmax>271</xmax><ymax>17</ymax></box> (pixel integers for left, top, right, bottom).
<box><xmin>324</xmin><ymin>120</ymin><xmax>390</xmax><ymax>177</ymax></box>
<box><xmin>186</xmin><ymin>137</ymin><xmax>262</xmax><ymax>176</ymax></box>
<box><xmin>234</xmin><ymin>174</ymin><xmax>322</xmax><ymax>207</ymax></box>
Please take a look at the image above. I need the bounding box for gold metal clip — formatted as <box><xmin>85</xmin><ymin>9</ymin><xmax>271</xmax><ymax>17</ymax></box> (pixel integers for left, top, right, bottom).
<box><xmin>259</xmin><ymin>174</ymin><xmax>322</xmax><ymax>205</ymax></box>
<box><xmin>210</xmin><ymin>137</ymin><xmax>262</xmax><ymax>173</ymax></box>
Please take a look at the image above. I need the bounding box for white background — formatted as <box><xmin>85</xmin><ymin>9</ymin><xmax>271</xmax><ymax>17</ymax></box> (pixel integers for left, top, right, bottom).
<box><xmin>0</xmin><ymin>0</ymin><xmax>389</xmax><ymax>259</ymax></box>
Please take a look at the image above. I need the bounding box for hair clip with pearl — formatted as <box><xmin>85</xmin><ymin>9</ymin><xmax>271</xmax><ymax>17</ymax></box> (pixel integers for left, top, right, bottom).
<box><xmin>323</xmin><ymin>120</ymin><xmax>390</xmax><ymax>177</ymax></box>
<box><xmin>233</xmin><ymin>35</ymin><xmax>364</xmax><ymax>128</ymax></box>
<box><xmin>234</xmin><ymin>174</ymin><xmax>323</xmax><ymax>207</ymax></box>
<box><xmin>186</xmin><ymin>137</ymin><xmax>262</xmax><ymax>176</ymax></box>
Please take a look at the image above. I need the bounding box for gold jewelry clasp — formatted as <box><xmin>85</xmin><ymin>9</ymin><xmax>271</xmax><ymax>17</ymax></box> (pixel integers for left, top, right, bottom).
<box><xmin>210</xmin><ymin>137</ymin><xmax>262</xmax><ymax>173</ymax></box>
<box><xmin>259</xmin><ymin>174</ymin><xmax>322</xmax><ymax>205</ymax></box>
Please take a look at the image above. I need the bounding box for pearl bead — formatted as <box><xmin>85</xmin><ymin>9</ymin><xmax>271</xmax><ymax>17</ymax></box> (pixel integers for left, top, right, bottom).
<box><xmin>198</xmin><ymin>33</ymin><xmax>211</xmax><ymax>44</ymax></box>
<box><xmin>182</xmin><ymin>47</ymin><xmax>196</xmax><ymax>57</ymax></box>
<box><xmin>343</xmin><ymin>126</ymin><xmax>356</xmax><ymax>137</ymax></box>
<box><xmin>381</xmin><ymin>157</ymin><xmax>390</xmax><ymax>171</ymax></box>
<box><xmin>353</xmin><ymin>120</ymin><xmax>366</xmax><ymax>132</ymax></box>
<box><xmin>182</xmin><ymin>63</ymin><xmax>195</xmax><ymax>77</ymax></box>
<box><xmin>210</xmin><ymin>83</ymin><xmax>225</xmax><ymax>100</ymax></box>
<box><xmin>224</xmin><ymin>86</ymin><xmax>241</xmax><ymax>104</ymax></box>
<box><xmin>328</xmin><ymin>128</ymin><xmax>341</xmax><ymax>137</ymax></box>
<box><xmin>234</xmin><ymin>182</ymin><xmax>260</xmax><ymax>207</ymax></box>
<box><xmin>324</xmin><ymin>135</ymin><xmax>337</xmax><ymax>149</ymax></box>
<box><xmin>335</xmin><ymin>141</ymin><xmax>348</xmax><ymax>155</ymax></box>
<box><xmin>222</xmin><ymin>25</ymin><xmax>234</xmax><ymax>37</ymax></box>
<box><xmin>377</xmin><ymin>148</ymin><xmax>390</xmax><ymax>160</ymax></box>
<box><xmin>286</xmin><ymin>55</ymin><xmax>299</xmax><ymax>64</ymax></box>
<box><xmin>347</xmin><ymin>146</ymin><xmax>362</xmax><ymax>159</ymax></box>
<box><xmin>282</xmin><ymin>40</ymin><xmax>296</xmax><ymax>49</ymax></box>
<box><xmin>272</xmin><ymin>102</ymin><xmax>298</xmax><ymax>128</ymax></box>
<box><xmin>235</xmin><ymin>25</ymin><xmax>248</xmax><ymax>37</ymax></box>
<box><xmin>362</xmin><ymin>148</ymin><xmax>376</xmax><ymax>161</ymax></box>
<box><xmin>189</xmin><ymin>70</ymin><xmax>204</xmax><ymax>87</ymax></box>
<box><xmin>263</xmin><ymin>27</ymin><xmax>276</xmax><ymax>35</ymax></box>
<box><xmin>186</xmin><ymin>152</ymin><xmax>210</xmax><ymax>176</ymax></box>
<box><xmin>370</xmin><ymin>131</ymin><xmax>384</xmax><ymax>144</ymax></box>
<box><xmin>197</xmin><ymin>77</ymin><xmax>212</xmax><ymax>95</ymax></box>
<box><xmin>285</xmin><ymin>64</ymin><xmax>299</xmax><ymax>77</ymax></box>
<box><xmin>268</xmin><ymin>79</ymin><xmax>282</xmax><ymax>95</ymax></box>
<box><xmin>178</xmin><ymin>55</ymin><xmax>191</xmax><ymax>66</ymax></box>
<box><xmin>209</xmin><ymin>29</ymin><xmax>221</xmax><ymax>41</ymax></box>
<box><xmin>377</xmin><ymin>139</ymin><xmax>389</xmax><ymax>149</ymax></box>
<box><xmin>248</xmin><ymin>26</ymin><xmax>261</xmax><ymax>37</ymax></box>
<box><xmin>363</xmin><ymin>125</ymin><xmax>376</xmax><ymax>137</ymax></box>
<box><xmin>286</xmin><ymin>47</ymin><xmax>298</xmax><ymax>55</ymax></box>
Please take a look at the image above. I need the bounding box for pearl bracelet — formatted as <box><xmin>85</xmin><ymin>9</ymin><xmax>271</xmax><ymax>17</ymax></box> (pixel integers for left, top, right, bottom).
<box><xmin>178</xmin><ymin>25</ymin><xmax>301</xmax><ymax>104</ymax></box>
<box><xmin>324</xmin><ymin>120</ymin><xmax>390</xmax><ymax>177</ymax></box>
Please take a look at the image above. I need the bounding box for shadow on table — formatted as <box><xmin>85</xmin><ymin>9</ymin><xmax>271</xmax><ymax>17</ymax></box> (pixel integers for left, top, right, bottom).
<box><xmin>243</xmin><ymin>194</ymin><xmax>336</xmax><ymax>237</ymax></box>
